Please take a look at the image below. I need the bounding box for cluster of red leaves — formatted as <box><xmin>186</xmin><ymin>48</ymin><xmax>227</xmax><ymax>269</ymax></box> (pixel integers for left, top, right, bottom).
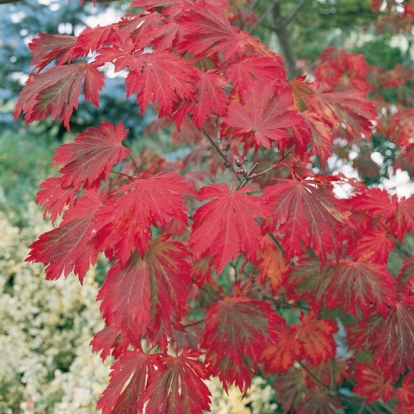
<box><xmin>17</xmin><ymin>0</ymin><xmax>414</xmax><ymax>412</ymax></box>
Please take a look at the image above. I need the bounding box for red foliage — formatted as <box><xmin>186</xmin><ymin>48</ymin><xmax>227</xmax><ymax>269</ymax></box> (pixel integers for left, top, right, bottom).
<box><xmin>19</xmin><ymin>0</ymin><xmax>414</xmax><ymax>412</ymax></box>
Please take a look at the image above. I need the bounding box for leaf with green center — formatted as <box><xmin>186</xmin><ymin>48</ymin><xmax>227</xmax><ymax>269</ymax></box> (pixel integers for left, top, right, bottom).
<box><xmin>15</xmin><ymin>62</ymin><xmax>104</xmax><ymax>130</ymax></box>
<box><xmin>293</xmin><ymin>312</ymin><xmax>338</xmax><ymax>365</ymax></box>
<box><xmin>144</xmin><ymin>348</ymin><xmax>211</xmax><ymax>414</ymax></box>
<box><xmin>265</xmin><ymin>179</ymin><xmax>350</xmax><ymax>265</ymax></box>
<box><xmin>97</xmin><ymin>350</ymin><xmax>161</xmax><ymax>414</ymax></box>
<box><xmin>26</xmin><ymin>189</ymin><xmax>103</xmax><ymax>283</ymax></box>
<box><xmin>201</xmin><ymin>296</ymin><xmax>282</xmax><ymax>392</ymax></box>
<box><xmin>353</xmin><ymin>363</ymin><xmax>394</xmax><ymax>403</ymax></box>
<box><xmin>53</xmin><ymin>122</ymin><xmax>130</xmax><ymax>189</ymax></box>
<box><xmin>97</xmin><ymin>236</ymin><xmax>191</xmax><ymax>350</ymax></box>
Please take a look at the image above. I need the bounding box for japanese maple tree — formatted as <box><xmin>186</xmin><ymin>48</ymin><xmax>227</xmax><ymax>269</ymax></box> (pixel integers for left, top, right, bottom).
<box><xmin>16</xmin><ymin>0</ymin><xmax>414</xmax><ymax>412</ymax></box>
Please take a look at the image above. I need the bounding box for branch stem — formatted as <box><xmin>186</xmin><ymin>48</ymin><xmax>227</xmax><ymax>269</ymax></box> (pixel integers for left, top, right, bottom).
<box><xmin>202</xmin><ymin>127</ymin><xmax>241</xmax><ymax>181</ymax></box>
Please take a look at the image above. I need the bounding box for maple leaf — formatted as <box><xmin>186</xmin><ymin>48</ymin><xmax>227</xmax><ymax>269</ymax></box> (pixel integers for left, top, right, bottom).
<box><xmin>292</xmin><ymin>77</ymin><xmax>376</xmax><ymax>139</ymax></box>
<box><xmin>15</xmin><ymin>62</ymin><xmax>104</xmax><ymax>130</ymax></box>
<box><xmin>26</xmin><ymin>190</ymin><xmax>103</xmax><ymax>283</ymax></box>
<box><xmin>144</xmin><ymin>348</ymin><xmax>211</xmax><ymax>414</ymax></box>
<box><xmin>224</xmin><ymin>82</ymin><xmax>303</xmax><ymax>150</ymax></box>
<box><xmin>261</xmin><ymin>323</ymin><xmax>300</xmax><ymax>374</ymax></box>
<box><xmin>95</xmin><ymin>172</ymin><xmax>193</xmax><ymax>262</ymax></box>
<box><xmin>293</xmin><ymin>312</ymin><xmax>338</xmax><ymax>365</ymax></box>
<box><xmin>264</xmin><ymin>179</ymin><xmax>349</xmax><ymax>265</ymax></box>
<box><xmin>359</xmin><ymin>293</ymin><xmax>414</xmax><ymax>380</ymax></box>
<box><xmin>225</xmin><ymin>55</ymin><xmax>287</xmax><ymax>94</ymax></box>
<box><xmin>97</xmin><ymin>350</ymin><xmax>161</xmax><ymax>414</ymax></box>
<box><xmin>255</xmin><ymin>234</ymin><xmax>289</xmax><ymax>293</ymax></box>
<box><xmin>189</xmin><ymin>183</ymin><xmax>271</xmax><ymax>273</ymax></box>
<box><xmin>290</xmin><ymin>258</ymin><xmax>396</xmax><ymax>316</ymax></box>
<box><xmin>188</xmin><ymin>69</ymin><xmax>229</xmax><ymax>129</ymax></box>
<box><xmin>90</xmin><ymin>325</ymin><xmax>127</xmax><ymax>362</ymax></box>
<box><xmin>97</xmin><ymin>236</ymin><xmax>191</xmax><ymax>349</ymax></box>
<box><xmin>352</xmin><ymin>230</ymin><xmax>395</xmax><ymax>264</ymax></box>
<box><xmin>396</xmin><ymin>372</ymin><xmax>414</xmax><ymax>407</ymax></box>
<box><xmin>274</xmin><ymin>368</ymin><xmax>307</xmax><ymax>413</ymax></box>
<box><xmin>36</xmin><ymin>177</ymin><xmax>81</xmax><ymax>224</ymax></box>
<box><xmin>301</xmin><ymin>111</ymin><xmax>333</xmax><ymax>168</ymax></box>
<box><xmin>350</xmin><ymin>187</ymin><xmax>414</xmax><ymax>241</ymax></box>
<box><xmin>201</xmin><ymin>296</ymin><xmax>282</xmax><ymax>392</ymax></box>
<box><xmin>353</xmin><ymin>363</ymin><xmax>394</xmax><ymax>403</ymax></box>
<box><xmin>125</xmin><ymin>51</ymin><xmax>195</xmax><ymax>115</ymax></box>
<box><xmin>297</xmin><ymin>388</ymin><xmax>343</xmax><ymax>414</ymax></box>
<box><xmin>29</xmin><ymin>33</ymin><xmax>76</xmax><ymax>72</ymax></box>
<box><xmin>53</xmin><ymin>122</ymin><xmax>130</xmax><ymax>189</ymax></box>
<box><xmin>178</xmin><ymin>5</ymin><xmax>268</xmax><ymax>59</ymax></box>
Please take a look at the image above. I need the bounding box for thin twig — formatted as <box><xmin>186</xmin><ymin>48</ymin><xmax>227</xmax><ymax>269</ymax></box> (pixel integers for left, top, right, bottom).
<box><xmin>377</xmin><ymin>401</ymin><xmax>398</xmax><ymax>414</ymax></box>
<box><xmin>110</xmin><ymin>170</ymin><xmax>135</xmax><ymax>180</ymax></box>
<box><xmin>257</xmin><ymin>0</ymin><xmax>279</xmax><ymax>27</ymax></box>
<box><xmin>202</xmin><ymin>127</ymin><xmax>242</xmax><ymax>181</ymax></box>
<box><xmin>128</xmin><ymin>153</ymin><xmax>140</xmax><ymax>177</ymax></box>
<box><xmin>298</xmin><ymin>361</ymin><xmax>330</xmax><ymax>390</ymax></box>
<box><xmin>183</xmin><ymin>319</ymin><xmax>204</xmax><ymax>328</ymax></box>
<box><xmin>286</xmin><ymin>0</ymin><xmax>312</xmax><ymax>26</ymax></box>
<box><xmin>263</xmin><ymin>294</ymin><xmax>311</xmax><ymax>311</ymax></box>
<box><xmin>237</xmin><ymin>151</ymin><xmax>293</xmax><ymax>189</ymax></box>
<box><xmin>268</xmin><ymin>232</ymin><xmax>285</xmax><ymax>255</ymax></box>
<box><xmin>329</xmin><ymin>358</ymin><xmax>337</xmax><ymax>395</ymax></box>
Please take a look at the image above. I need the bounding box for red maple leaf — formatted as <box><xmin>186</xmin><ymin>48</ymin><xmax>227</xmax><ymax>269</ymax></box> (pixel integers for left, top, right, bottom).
<box><xmin>125</xmin><ymin>51</ymin><xmax>196</xmax><ymax>115</ymax></box>
<box><xmin>261</xmin><ymin>323</ymin><xmax>300</xmax><ymax>374</ymax></box>
<box><xmin>359</xmin><ymin>293</ymin><xmax>414</xmax><ymax>380</ymax></box>
<box><xmin>188</xmin><ymin>69</ymin><xmax>229</xmax><ymax>129</ymax></box>
<box><xmin>53</xmin><ymin>122</ymin><xmax>130</xmax><ymax>189</ymax></box>
<box><xmin>190</xmin><ymin>183</ymin><xmax>271</xmax><ymax>273</ymax></box>
<box><xmin>97</xmin><ymin>236</ymin><xmax>191</xmax><ymax>349</ymax></box>
<box><xmin>178</xmin><ymin>5</ymin><xmax>268</xmax><ymax>59</ymax></box>
<box><xmin>297</xmin><ymin>388</ymin><xmax>343</xmax><ymax>414</ymax></box>
<box><xmin>290</xmin><ymin>258</ymin><xmax>396</xmax><ymax>316</ymax></box>
<box><xmin>254</xmin><ymin>234</ymin><xmax>289</xmax><ymax>293</ymax></box>
<box><xmin>350</xmin><ymin>187</ymin><xmax>414</xmax><ymax>241</ymax></box>
<box><xmin>144</xmin><ymin>348</ymin><xmax>211</xmax><ymax>414</ymax></box>
<box><xmin>224</xmin><ymin>82</ymin><xmax>303</xmax><ymax>150</ymax></box>
<box><xmin>225</xmin><ymin>55</ymin><xmax>287</xmax><ymax>94</ymax></box>
<box><xmin>15</xmin><ymin>62</ymin><xmax>104</xmax><ymax>130</ymax></box>
<box><xmin>353</xmin><ymin>363</ymin><xmax>394</xmax><ymax>403</ymax></box>
<box><xmin>274</xmin><ymin>368</ymin><xmax>307</xmax><ymax>413</ymax></box>
<box><xmin>90</xmin><ymin>325</ymin><xmax>127</xmax><ymax>362</ymax></box>
<box><xmin>293</xmin><ymin>312</ymin><xmax>338</xmax><ymax>365</ymax></box>
<box><xmin>29</xmin><ymin>33</ymin><xmax>76</xmax><ymax>72</ymax></box>
<box><xmin>201</xmin><ymin>296</ymin><xmax>282</xmax><ymax>392</ymax></box>
<box><xmin>35</xmin><ymin>177</ymin><xmax>81</xmax><ymax>224</ymax></box>
<box><xmin>97</xmin><ymin>350</ymin><xmax>161</xmax><ymax>414</ymax></box>
<box><xmin>26</xmin><ymin>190</ymin><xmax>103</xmax><ymax>282</ymax></box>
<box><xmin>264</xmin><ymin>179</ymin><xmax>350</xmax><ymax>265</ymax></box>
<box><xmin>95</xmin><ymin>172</ymin><xmax>193</xmax><ymax>262</ymax></box>
<box><xmin>396</xmin><ymin>372</ymin><xmax>414</xmax><ymax>408</ymax></box>
<box><xmin>352</xmin><ymin>230</ymin><xmax>395</xmax><ymax>264</ymax></box>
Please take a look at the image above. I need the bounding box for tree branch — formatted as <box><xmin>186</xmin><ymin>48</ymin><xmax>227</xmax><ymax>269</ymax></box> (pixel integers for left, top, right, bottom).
<box><xmin>286</xmin><ymin>0</ymin><xmax>312</xmax><ymax>26</ymax></box>
<box><xmin>272</xmin><ymin>1</ymin><xmax>298</xmax><ymax>79</ymax></box>
<box><xmin>202</xmin><ymin>127</ymin><xmax>242</xmax><ymax>181</ymax></box>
